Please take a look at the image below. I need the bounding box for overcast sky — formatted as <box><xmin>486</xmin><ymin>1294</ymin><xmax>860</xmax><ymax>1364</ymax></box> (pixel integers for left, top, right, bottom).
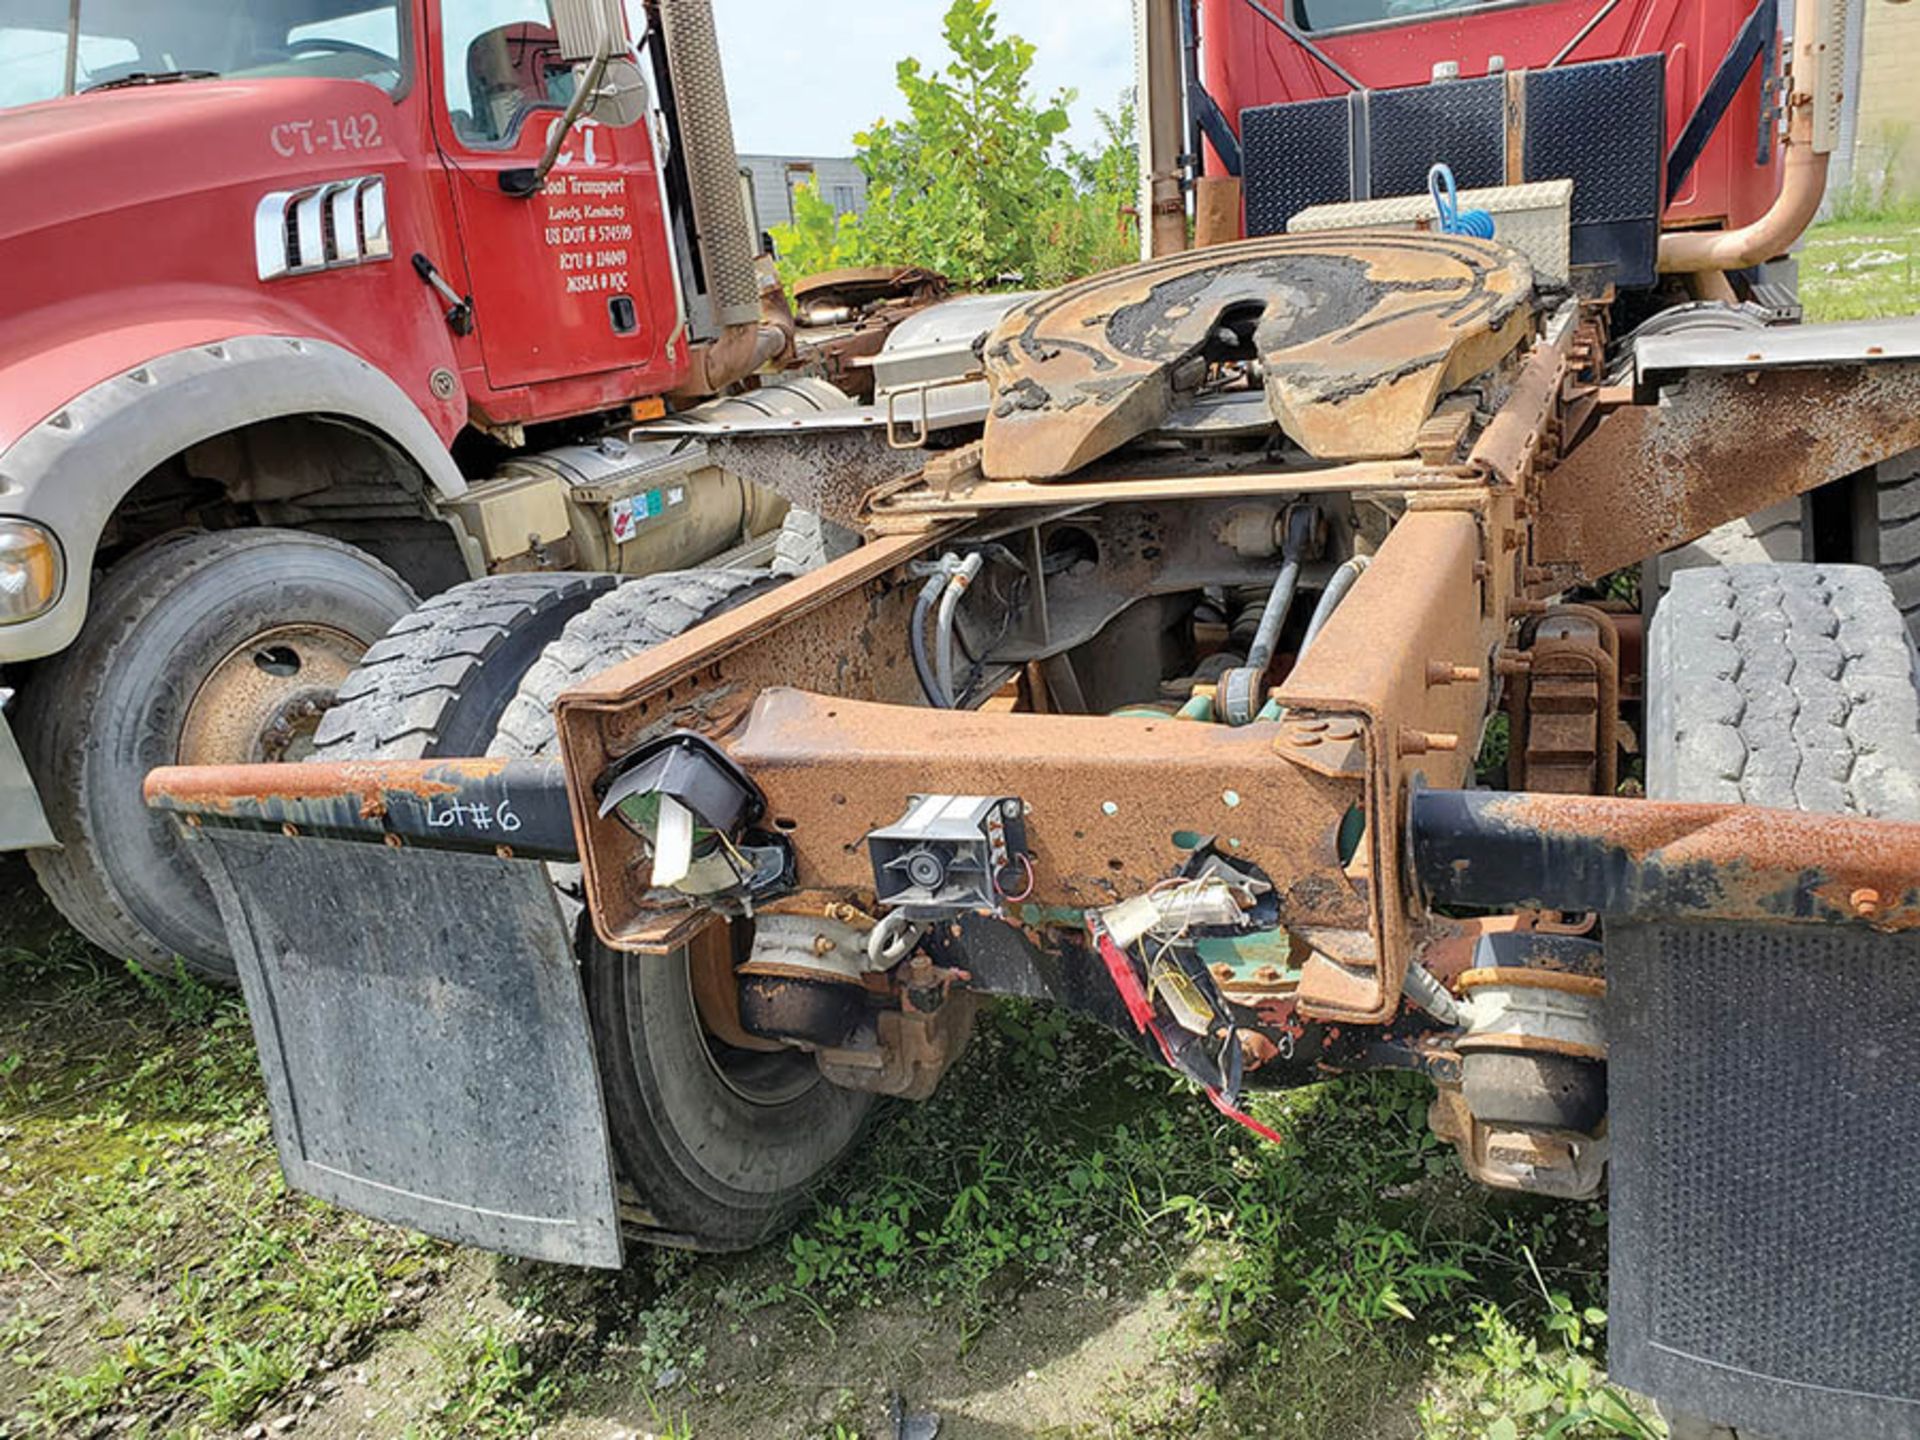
<box><xmin>712</xmin><ymin>1</ymin><xmax>1137</xmax><ymax>159</ymax></box>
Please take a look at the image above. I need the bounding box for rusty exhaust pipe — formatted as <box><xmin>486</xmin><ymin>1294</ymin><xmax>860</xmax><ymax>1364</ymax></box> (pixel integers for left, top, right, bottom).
<box><xmin>657</xmin><ymin>0</ymin><xmax>791</xmax><ymax>397</ymax></box>
<box><xmin>1657</xmin><ymin>0</ymin><xmax>1836</xmax><ymax>276</ymax></box>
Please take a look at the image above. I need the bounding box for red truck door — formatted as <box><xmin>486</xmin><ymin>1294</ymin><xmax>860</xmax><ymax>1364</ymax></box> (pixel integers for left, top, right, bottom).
<box><xmin>428</xmin><ymin>1</ymin><xmax>682</xmax><ymax>394</ymax></box>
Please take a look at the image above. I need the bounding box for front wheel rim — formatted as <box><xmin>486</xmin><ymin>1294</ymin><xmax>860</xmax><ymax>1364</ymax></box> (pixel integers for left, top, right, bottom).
<box><xmin>177</xmin><ymin>622</ymin><xmax>366</xmax><ymax>767</ymax></box>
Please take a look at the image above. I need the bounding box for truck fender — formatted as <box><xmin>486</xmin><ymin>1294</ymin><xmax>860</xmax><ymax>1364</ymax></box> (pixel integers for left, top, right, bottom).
<box><xmin>0</xmin><ymin>334</ymin><xmax>467</xmax><ymax>664</ymax></box>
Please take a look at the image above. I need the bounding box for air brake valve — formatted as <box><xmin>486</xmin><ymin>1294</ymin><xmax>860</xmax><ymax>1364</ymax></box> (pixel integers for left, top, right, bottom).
<box><xmin>868</xmin><ymin>795</ymin><xmax>1030</xmax><ymax>919</ymax></box>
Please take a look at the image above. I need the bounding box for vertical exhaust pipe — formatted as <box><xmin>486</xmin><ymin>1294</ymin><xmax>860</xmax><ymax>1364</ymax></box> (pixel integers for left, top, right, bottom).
<box><xmin>657</xmin><ymin>0</ymin><xmax>791</xmax><ymax>395</ymax></box>
<box><xmin>1656</xmin><ymin>0</ymin><xmax>1842</xmax><ymax>275</ymax></box>
<box><xmin>1135</xmin><ymin>0</ymin><xmax>1189</xmax><ymax>259</ymax></box>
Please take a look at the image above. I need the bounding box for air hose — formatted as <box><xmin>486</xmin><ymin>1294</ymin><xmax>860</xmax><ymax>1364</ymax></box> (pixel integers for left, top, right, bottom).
<box><xmin>910</xmin><ymin>571</ymin><xmax>954</xmax><ymax>708</ymax></box>
<box><xmin>934</xmin><ymin>552</ymin><xmax>985</xmax><ymax>705</ymax></box>
<box><xmin>1428</xmin><ymin>164</ymin><xmax>1496</xmax><ymax>240</ymax></box>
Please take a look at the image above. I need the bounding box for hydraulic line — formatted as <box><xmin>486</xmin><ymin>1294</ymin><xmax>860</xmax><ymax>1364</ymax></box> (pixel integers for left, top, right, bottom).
<box><xmin>1218</xmin><ymin>504</ymin><xmax>1323</xmax><ymax>725</ymax></box>
<box><xmin>910</xmin><ymin>571</ymin><xmax>955</xmax><ymax>709</ymax></box>
<box><xmin>1219</xmin><ymin>558</ymin><xmax>1299</xmax><ymax>724</ymax></box>
<box><xmin>1259</xmin><ymin>555</ymin><xmax>1369</xmax><ymax>725</ymax></box>
<box><xmin>1298</xmin><ymin>555</ymin><xmax>1369</xmax><ymax>657</ymax></box>
<box><xmin>934</xmin><ymin>553</ymin><xmax>985</xmax><ymax>707</ymax></box>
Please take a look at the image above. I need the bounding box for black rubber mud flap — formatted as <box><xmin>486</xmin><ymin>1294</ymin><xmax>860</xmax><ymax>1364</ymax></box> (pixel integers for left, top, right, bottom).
<box><xmin>1609</xmin><ymin>920</ymin><xmax>1920</xmax><ymax>1438</ymax></box>
<box><xmin>183</xmin><ymin>826</ymin><xmax>623</xmax><ymax>1269</ymax></box>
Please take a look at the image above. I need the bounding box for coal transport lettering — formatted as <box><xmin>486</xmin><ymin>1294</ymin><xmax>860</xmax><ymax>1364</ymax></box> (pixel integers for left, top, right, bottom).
<box><xmin>540</xmin><ymin>176</ymin><xmax>632</xmax><ymax>299</ymax></box>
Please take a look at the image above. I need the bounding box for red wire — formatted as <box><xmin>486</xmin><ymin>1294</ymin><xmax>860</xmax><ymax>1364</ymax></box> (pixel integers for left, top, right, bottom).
<box><xmin>1001</xmin><ymin>852</ymin><xmax>1037</xmax><ymax>903</ymax></box>
<box><xmin>1090</xmin><ymin>921</ymin><xmax>1284</xmax><ymax>1147</ymax></box>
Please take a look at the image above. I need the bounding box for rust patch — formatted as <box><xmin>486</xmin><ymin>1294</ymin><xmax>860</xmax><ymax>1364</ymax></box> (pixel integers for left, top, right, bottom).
<box><xmin>1537</xmin><ymin>362</ymin><xmax>1920</xmax><ymax>581</ymax></box>
<box><xmin>142</xmin><ymin>757</ymin><xmax>500</xmax><ymax>810</ymax></box>
<box><xmin>1482</xmin><ymin>791</ymin><xmax>1920</xmax><ymax>931</ymax></box>
<box><xmin>1455</xmin><ymin>966</ymin><xmax>1605</xmax><ymax>997</ymax></box>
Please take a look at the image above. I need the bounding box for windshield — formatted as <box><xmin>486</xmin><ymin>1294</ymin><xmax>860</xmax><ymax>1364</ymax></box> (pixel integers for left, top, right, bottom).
<box><xmin>0</xmin><ymin>0</ymin><xmax>405</xmax><ymax>109</ymax></box>
<box><xmin>1294</xmin><ymin>0</ymin><xmax>1510</xmax><ymax>31</ymax></box>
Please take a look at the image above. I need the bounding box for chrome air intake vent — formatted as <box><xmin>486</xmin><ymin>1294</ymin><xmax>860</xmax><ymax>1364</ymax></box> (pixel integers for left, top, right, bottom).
<box><xmin>254</xmin><ymin>176</ymin><xmax>392</xmax><ymax>281</ymax></box>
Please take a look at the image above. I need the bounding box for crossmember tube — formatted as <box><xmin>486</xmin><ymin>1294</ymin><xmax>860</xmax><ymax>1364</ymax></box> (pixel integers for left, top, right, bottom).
<box><xmin>1410</xmin><ymin>786</ymin><xmax>1920</xmax><ymax>931</ymax></box>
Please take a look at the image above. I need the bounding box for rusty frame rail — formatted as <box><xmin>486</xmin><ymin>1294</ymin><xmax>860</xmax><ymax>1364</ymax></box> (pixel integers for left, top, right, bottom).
<box><xmin>1536</xmin><ymin>360</ymin><xmax>1920</xmax><ymax>584</ymax></box>
<box><xmin>143</xmin><ymin>758</ymin><xmax>579</xmax><ymax>861</ymax></box>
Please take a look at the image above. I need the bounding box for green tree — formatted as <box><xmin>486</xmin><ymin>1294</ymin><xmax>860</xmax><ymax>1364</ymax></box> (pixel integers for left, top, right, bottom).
<box><xmin>769</xmin><ymin>0</ymin><xmax>1139</xmax><ymax>289</ymax></box>
<box><xmin>1030</xmin><ymin>97</ymin><xmax>1141</xmax><ymax>287</ymax></box>
<box><xmin>770</xmin><ymin>178</ymin><xmax>868</xmax><ymax>279</ymax></box>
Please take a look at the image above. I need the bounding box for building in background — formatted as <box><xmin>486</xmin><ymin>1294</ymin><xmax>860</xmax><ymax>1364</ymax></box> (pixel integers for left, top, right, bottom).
<box><xmin>1850</xmin><ymin>0</ymin><xmax>1917</xmax><ymax>201</ymax></box>
<box><xmin>740</xmin><ymin>154</ymin><xmax>869</xmax><ymax>235</ymax></box>
<box><xmin>1830</xmin><ymin>0</ymin><xmax>1917</xmax><ymax>207</ymax></box>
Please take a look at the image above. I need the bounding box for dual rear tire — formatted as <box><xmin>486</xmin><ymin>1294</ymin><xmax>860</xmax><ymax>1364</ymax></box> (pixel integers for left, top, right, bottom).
<box><xmin>319</xmin><ymin>568</ymin><xmax>871</xmax><ymax>1250</ymax></box>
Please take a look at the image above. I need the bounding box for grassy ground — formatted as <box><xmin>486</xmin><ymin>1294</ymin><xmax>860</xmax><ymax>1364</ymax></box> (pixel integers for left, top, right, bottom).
<box><xmin>1</xmin><ymin>852</ymin><xmax>1652</xmax><ymax>1440</ymax></box>
<box><xmin>6</xmin><ymin>209</ymin><xmax>1915</xmax><ymax>1440</ymax></box>
<box><xmin>1800</xmin><ymin>200</ymin><xmax>1920</xmax><ymax>320</ymax></box>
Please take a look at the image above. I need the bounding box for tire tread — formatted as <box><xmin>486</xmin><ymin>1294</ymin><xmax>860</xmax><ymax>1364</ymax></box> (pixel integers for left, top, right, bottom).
<box><xmin>1648</xmin><ymin>563</ymin><xmax>1920</xmax><ymax>818</ymax></box>
<box><xmin>312</xmin><ymin>572</ymin><xmax>615</xmax><ymax>759</ymax></box>
<box><xmin>489</xmin><ymin>570</ymin><xmax>770</xmax><ymax>760</ymax></box>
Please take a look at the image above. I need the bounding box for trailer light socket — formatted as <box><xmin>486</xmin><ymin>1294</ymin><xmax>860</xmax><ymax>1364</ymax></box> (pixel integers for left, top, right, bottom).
<box><xmin>0</xmin><ymin>520</ymin><xmax>63</xmax><ymax>625</ymax></box>
<box><xmin>868</xmin><ymin>795</ymin><xmax>1028</xmax><ymax>919</ymax></box>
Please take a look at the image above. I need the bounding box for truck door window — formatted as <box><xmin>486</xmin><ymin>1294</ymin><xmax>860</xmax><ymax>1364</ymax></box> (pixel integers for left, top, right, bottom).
<box><xmin>440</xmin><ymin>0</ymin><xmax>577</xmax><ymax>147</ymax></box>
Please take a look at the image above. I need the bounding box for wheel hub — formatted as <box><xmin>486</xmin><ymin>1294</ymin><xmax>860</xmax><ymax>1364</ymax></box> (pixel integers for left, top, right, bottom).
<box><xmin>685</xmin><ymin>923</ymin><xmax>821</xmax><ymax>1107</ymax></box>
<box><xmin>178</xmin><ymin>623</ymin><xmax>366</xmax><ymax>767</ymax></box>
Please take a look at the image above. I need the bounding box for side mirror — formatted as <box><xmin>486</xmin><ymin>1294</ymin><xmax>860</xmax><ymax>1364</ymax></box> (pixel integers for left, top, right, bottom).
<box><xmin>550</xmin><ymin>0</ymin><xmax>625</xmax><ymax>63</ymax></box>
<box><xmin>586</xmin><ymin>55</ymin><xmax>650</xmax><ymax>130</ymax></box>
<box><xmin>501</xmin><ymin>0</ymin><xmax>639</xmax><ymax>196</ymax></box>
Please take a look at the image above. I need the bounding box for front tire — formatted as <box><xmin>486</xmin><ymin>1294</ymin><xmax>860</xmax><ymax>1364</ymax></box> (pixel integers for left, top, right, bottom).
<box><xmin>17</xmin><ymin>529</ymin><xmax>416</xmax><ymax>979</ymax></box>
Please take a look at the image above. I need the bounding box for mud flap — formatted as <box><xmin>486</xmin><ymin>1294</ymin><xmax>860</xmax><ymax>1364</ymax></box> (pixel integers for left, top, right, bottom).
<box><xmin>1608</xmin><ymin>920</ymin><xmax>1920</xmax><ymax>1437</ymax></box>
<box><xmin>184</xmin><ymin>825</ymin><xmax>623</xmax><ymax>1268</ymax></box>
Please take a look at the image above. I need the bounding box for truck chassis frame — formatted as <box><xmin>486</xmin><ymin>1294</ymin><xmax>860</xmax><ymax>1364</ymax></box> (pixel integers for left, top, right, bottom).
<box><xmin>143</xmin><ymin>270</ymin><xmax>1920</xmax><ymax>1436</ymax></box>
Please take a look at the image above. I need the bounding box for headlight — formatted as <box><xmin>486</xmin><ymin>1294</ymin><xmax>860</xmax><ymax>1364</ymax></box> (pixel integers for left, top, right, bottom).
<box><xmin>0</xmin><ymin>520</ymin><xmax>64</xmax><ymax>625</ymax></box>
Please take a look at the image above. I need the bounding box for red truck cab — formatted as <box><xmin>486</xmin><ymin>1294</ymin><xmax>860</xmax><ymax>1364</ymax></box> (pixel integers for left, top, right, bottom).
<box><xmin>0</xmin><ymin>0</ymin><xmax>688</xmax><ymax>470</ymax></box>
<box><xmin>0</xmin><ymin>0</ymin><xmax>781</xmax><ymax>978</ymax></box>
<box><xmin>1195</xmin><ymin>0</ymin><xmax>1784</xmax><ymax>237</ymax></box>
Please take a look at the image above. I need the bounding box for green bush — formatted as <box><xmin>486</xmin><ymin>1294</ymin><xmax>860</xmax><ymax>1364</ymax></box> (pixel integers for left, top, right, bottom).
<box><xmin>769</xmin><ymin>0</ymin><xmax>1138</xmax><ymax>290</ymax></box>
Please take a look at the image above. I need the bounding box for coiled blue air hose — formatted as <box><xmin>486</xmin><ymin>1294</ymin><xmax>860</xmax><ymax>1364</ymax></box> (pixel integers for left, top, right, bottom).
<box><xmin>1428</xmin><ymin>163</ymin><xmax>1496</xmax><ymax>239</ymax></box>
